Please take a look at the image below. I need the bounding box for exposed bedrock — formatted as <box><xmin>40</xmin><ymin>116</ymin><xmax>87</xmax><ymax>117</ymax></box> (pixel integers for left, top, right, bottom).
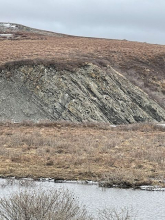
<box><xmin>0</xmin><ymin>63</ymin><xmax>165</xmax><ymax>124</ymax></box>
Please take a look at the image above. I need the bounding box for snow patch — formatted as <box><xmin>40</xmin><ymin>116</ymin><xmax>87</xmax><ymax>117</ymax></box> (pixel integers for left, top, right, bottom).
<box><xmin>0</xmin><ymin>34</ymin><xmax>13</xmax><ymax>36</ymax></box>
<box><xmin>140</xmin><ymin>185</ymin><xmax>165</xmax><ymax>191</ymax></box>
<box><xmin>0</xmin><ymin>34</ymin><xmax>13</xmax><ymax>38</ymax></box>
<box><xmin>0</xmin><ymin>23</ymin><xmax>16</xmax><ymax>28</ymax></box>
<box><xmin>157</xmin><ymin>123</ymin><xmax>165</xmax><ymax>127</ymax></box>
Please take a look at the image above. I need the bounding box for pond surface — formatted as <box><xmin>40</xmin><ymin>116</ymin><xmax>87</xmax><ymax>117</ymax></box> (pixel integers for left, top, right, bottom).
<box><xmin>0</xmin><ymin>178</ymin><xmax>165</xmax><ymax>220</ymax></box>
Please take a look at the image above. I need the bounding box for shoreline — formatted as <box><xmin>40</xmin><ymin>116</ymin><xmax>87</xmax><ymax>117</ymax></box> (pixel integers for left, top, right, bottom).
<box><xmin>1</xmin><ymin>176</ymin><xmax>165</xmax><ymax>191</ymax></box>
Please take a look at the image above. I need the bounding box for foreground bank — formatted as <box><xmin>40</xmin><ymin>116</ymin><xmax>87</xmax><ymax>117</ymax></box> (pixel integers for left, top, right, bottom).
<box><xmin>1</xmin><ymin>178</ymin><xmax>165</xmax><ymax>219</ymax></box>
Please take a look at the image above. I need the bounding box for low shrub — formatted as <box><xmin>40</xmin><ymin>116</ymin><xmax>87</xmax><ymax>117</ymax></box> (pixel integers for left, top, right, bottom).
<box><xmin>0</xmin><ymin>188</ymin><xmax>92</xmax><ymax>220</ymax></box>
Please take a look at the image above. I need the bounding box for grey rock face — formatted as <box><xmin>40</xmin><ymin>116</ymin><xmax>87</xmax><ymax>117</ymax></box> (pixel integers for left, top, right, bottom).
<box><xmin>0</xmin><ymin>63</ymin><xmax>165</xmax><ymax>124</ymax></box>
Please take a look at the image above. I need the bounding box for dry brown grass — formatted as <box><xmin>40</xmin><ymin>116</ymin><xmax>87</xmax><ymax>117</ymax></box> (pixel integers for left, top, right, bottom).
<box><xmin>0</xmin><ymin>36</ymin><xmax>164</xmax><ymax>71</ymax></box>
<box><xmin>0</xmin><ymin>122</ymin><xmax>164</xmax><ymax>187</ymax></box>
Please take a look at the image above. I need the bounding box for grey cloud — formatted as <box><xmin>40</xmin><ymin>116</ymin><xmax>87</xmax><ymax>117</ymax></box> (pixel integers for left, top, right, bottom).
<box><xmin>0</xmin><ymin>0</ymin><xmax>165</xmax><ymax>44</ymax></box>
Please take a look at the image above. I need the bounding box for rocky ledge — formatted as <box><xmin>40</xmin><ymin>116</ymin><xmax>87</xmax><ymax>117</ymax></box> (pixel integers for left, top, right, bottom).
<box><xmin>0</xmin><ymin>63</ymin><xmax>165</xmax><ymax>124</ymax></box>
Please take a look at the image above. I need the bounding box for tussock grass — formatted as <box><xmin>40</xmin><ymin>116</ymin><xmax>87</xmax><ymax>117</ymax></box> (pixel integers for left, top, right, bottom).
<box><xmin>0</xmin><ymin>122</ymin><xmax>164</xmax><ymax>187</ymax></box>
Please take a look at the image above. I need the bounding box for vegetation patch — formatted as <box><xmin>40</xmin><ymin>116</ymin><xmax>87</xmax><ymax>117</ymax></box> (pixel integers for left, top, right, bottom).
<box><xmin>0</xmin><ymin>122</ymin><xmax>164</xmax><ymax>188</ymax></box>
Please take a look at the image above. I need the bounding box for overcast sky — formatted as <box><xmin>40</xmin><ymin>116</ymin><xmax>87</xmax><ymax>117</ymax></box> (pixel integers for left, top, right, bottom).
<box><xmin>0</xmin><ymin>0</ymin><xmax>165</xmax><ymax>44</ymax></box>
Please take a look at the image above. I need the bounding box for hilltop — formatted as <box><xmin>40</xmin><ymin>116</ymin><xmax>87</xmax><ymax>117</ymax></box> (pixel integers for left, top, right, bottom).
<box><xmin>0</xmin><ymin>22</ymin><xmax>67</xmax><ymax>38</ymax></box>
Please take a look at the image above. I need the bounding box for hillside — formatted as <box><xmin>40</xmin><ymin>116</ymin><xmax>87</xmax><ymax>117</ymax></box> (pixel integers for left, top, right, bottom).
<box><xmin>0</xmin><ymin>23</ymin><xmax>165</xmax><ymax>124</ymax></box>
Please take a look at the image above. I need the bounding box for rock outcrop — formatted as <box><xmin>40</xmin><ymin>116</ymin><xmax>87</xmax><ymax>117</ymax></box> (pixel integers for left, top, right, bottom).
<box><xmin>0</xmin><ymin>63</ymin><xmax>165</xmax><ymax>124</ymax></box>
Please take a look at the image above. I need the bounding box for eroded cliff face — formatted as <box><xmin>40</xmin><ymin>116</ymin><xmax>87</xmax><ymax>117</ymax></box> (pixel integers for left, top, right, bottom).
<box><xmin>0</xmin><ymin>63</ymin><xmax>165</xmax><ymax>124</ymax></box>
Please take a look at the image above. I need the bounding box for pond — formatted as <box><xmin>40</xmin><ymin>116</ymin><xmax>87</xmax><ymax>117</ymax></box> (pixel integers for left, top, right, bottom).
<box><xmin>0</xmin><ymin>178</ymin><xmax>165</xmax><ymax>219</ymax></box>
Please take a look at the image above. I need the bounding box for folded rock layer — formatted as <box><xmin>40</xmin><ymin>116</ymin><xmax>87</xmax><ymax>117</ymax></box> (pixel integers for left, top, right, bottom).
<box><xmin>0</xmin><ymin>63</ymin><xmax>165</xmax><ymax>124</ymax></box>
